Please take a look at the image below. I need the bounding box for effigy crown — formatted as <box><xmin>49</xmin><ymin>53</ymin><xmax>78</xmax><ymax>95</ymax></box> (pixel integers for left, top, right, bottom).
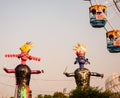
<box><xmin>20</xmin><ymin>41</ymin><xmax>33</xmax><ymax>53</ymax></box>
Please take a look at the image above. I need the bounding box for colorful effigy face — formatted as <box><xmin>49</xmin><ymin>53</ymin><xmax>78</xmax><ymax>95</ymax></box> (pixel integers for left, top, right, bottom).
<box><xmin>73</xmin><ymin>43</ymin><xmax>87</xmax><ymax>56</ymax></box>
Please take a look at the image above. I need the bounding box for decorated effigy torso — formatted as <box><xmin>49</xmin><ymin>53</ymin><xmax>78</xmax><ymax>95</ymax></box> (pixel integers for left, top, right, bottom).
<box><xmin>15</xmin><ymin>64</ymin><xmax>31</xmax><ymax>86</ymax></box>
<box><xmin>74</xmin><ymin>68</ymin><xmax>90</xmax><ymax>88</ymax></box>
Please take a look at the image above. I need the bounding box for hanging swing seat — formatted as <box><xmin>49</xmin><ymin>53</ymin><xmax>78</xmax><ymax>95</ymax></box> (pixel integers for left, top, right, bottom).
<box><xmin>106</xmin><ymin>30</ymin><xmax>120</xmax><ymax>53</ymax></box>
<box><xmin>89</xmin><ymin>5</ymin><xmax>107</xmax><ymax>28</ymax></box>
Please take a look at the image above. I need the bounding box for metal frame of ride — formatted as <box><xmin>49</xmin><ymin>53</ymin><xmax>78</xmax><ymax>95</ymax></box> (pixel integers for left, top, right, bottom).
<box><xmin>105</xmin><ymin>72</ymin><xmax>120</xmax><ymax>92</ymax></box>
<box><xmin>84</xmin><ymin>0</ymin><xmax>120</xmax><ymax>53</ymax></box>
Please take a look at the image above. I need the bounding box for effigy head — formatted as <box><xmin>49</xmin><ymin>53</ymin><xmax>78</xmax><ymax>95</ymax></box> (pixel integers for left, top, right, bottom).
<box><xmin>74</xmin><ymin>68</ymin><xmax>90</xmax><ymax>88</ymax></box>
<box><xmin>73</xmin><ymin>43</ymin><xmax>87</xmax><ymax>56</ymax></box>
<box><xmin>15</xmin><ymin>64</ymin><xmax>31</xmax><ymax>86</ymax></box>
<box><xmin>20</xmin><ymin>41</ymin><xmax>33</xmax><ymax>53</ymax></box>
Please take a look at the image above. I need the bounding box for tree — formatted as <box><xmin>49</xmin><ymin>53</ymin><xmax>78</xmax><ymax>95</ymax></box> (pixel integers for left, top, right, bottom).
<box><xmin>36</xmin><ymin>92</ymin><xmax>68</xmax><ymax>98</ymax></box>
<box><xmin>44</xmin><ymin>94</ymin><xmax>52</xmax><ymax>98</ymax></box>
<box><xmin>37</xmin><ymin>94</ymin><xmax>43</xmax><ymax>98</ymax></box>
<box><xmin>69</xmin><ymin>87</ymin><xmax>113</xmax><ymax>98</ymax></box>
<box><xmin>53</xmin><ymin>91</ymin><xmax>68</xmax><ymax>98</ymax></box>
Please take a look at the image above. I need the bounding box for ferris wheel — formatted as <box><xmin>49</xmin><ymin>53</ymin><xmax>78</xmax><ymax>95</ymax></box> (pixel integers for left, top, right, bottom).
<box><xmin>105</xmin><ymin>72</ymin><xmax>120</xmax><ymax>92</ymax></box>
<box><xmin>113</xmin><ymin>0</ymin><xmax>120</xmax><ymax>12</ymax></box>
<box><xmin>84</xmin><ymin>0</ymin><xmax>120</xmax><ymax>53</ymax></box>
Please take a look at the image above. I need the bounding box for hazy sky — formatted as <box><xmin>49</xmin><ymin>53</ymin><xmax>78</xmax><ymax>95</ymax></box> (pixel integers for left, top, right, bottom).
<box><xmin>0</xmin><ymin>0</ymin><xmax>120</xmax><ymax>97</ymax></box>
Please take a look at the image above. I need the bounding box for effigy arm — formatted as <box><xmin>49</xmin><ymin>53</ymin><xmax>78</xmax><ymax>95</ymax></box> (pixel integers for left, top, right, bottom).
<box><xmin>28</xmin><ymin>55</ymin><xmax>40</xmax><ymax>61</ymax></box>
<box><xmin>5</xmin><ymin>54</ymin><xmax>21</xmax><ymax>58</ymax></box>
<box><xmin>31</xmin><ymin>70</ymin><xmax>44</xmax><ymax>74</ymax></box>
<box><xmin>63</xmin><ymin>72</ymin><xmax>75</xmax><ymax>77</ymax></box>
<box><xmin>90</xmin><ymin>72</ymin><xmax>104</xmax><ymax>78</ymax></box>
<box><xmin>4</xmin><ymin>68</ymin><xmax>15</xmax><ymax>73</ymax></box>
<box><xmin>63</xmin><ymin>66</ymin><xmax>74</xmax><ymax>77</ymax></box>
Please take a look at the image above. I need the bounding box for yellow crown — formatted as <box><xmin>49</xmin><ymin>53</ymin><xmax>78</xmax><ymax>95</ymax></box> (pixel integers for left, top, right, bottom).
<box><xmin>73</xmin><ymin>43</ymin><xmax>87</xmax><ymax>52</ymax></box>
<box><xmin>20</xmin><ymin>41</ymin><xmax>33</xmax><ymax>53</ymax></box>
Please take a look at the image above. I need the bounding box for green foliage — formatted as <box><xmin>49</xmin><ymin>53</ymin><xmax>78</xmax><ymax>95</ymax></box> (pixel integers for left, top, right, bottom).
<box><xmin>36</xmin><ymin>91</ymin><xmax>68</xmax><ymax>98</ymax></box>
<box><xmin>69</xmin><ymin>87</ymin><xmax>113</xmax><ymax>98</ymax></box>
<box><xmin>36</xmin><ymin>87</ymin><xmax>118</xmax><ymax>98</ymax></box>
<box><xmin>53</xmin><ymin>91</ymin><xmax>68</xmax><ymax>98</ymax></box>
<box><xmin>44</xmin><ymin>94</ymin><xmax>53</xmax><ymax>98</ymax></box>
<box><xmin>36</xmin><ymin>94</ymin><xmax>53</xmax><ymax>98</ymax></box>
<box><xmin>37</xmin><ymin>94</ymin><xmax>44</xmax><ymax>98</ymax></box>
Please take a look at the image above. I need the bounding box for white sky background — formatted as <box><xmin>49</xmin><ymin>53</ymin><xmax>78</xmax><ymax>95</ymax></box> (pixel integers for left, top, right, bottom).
<box><xmin>0</xmin><ymin>0</ymin><xmax>120</xmax><ymax>97</ymax></box>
